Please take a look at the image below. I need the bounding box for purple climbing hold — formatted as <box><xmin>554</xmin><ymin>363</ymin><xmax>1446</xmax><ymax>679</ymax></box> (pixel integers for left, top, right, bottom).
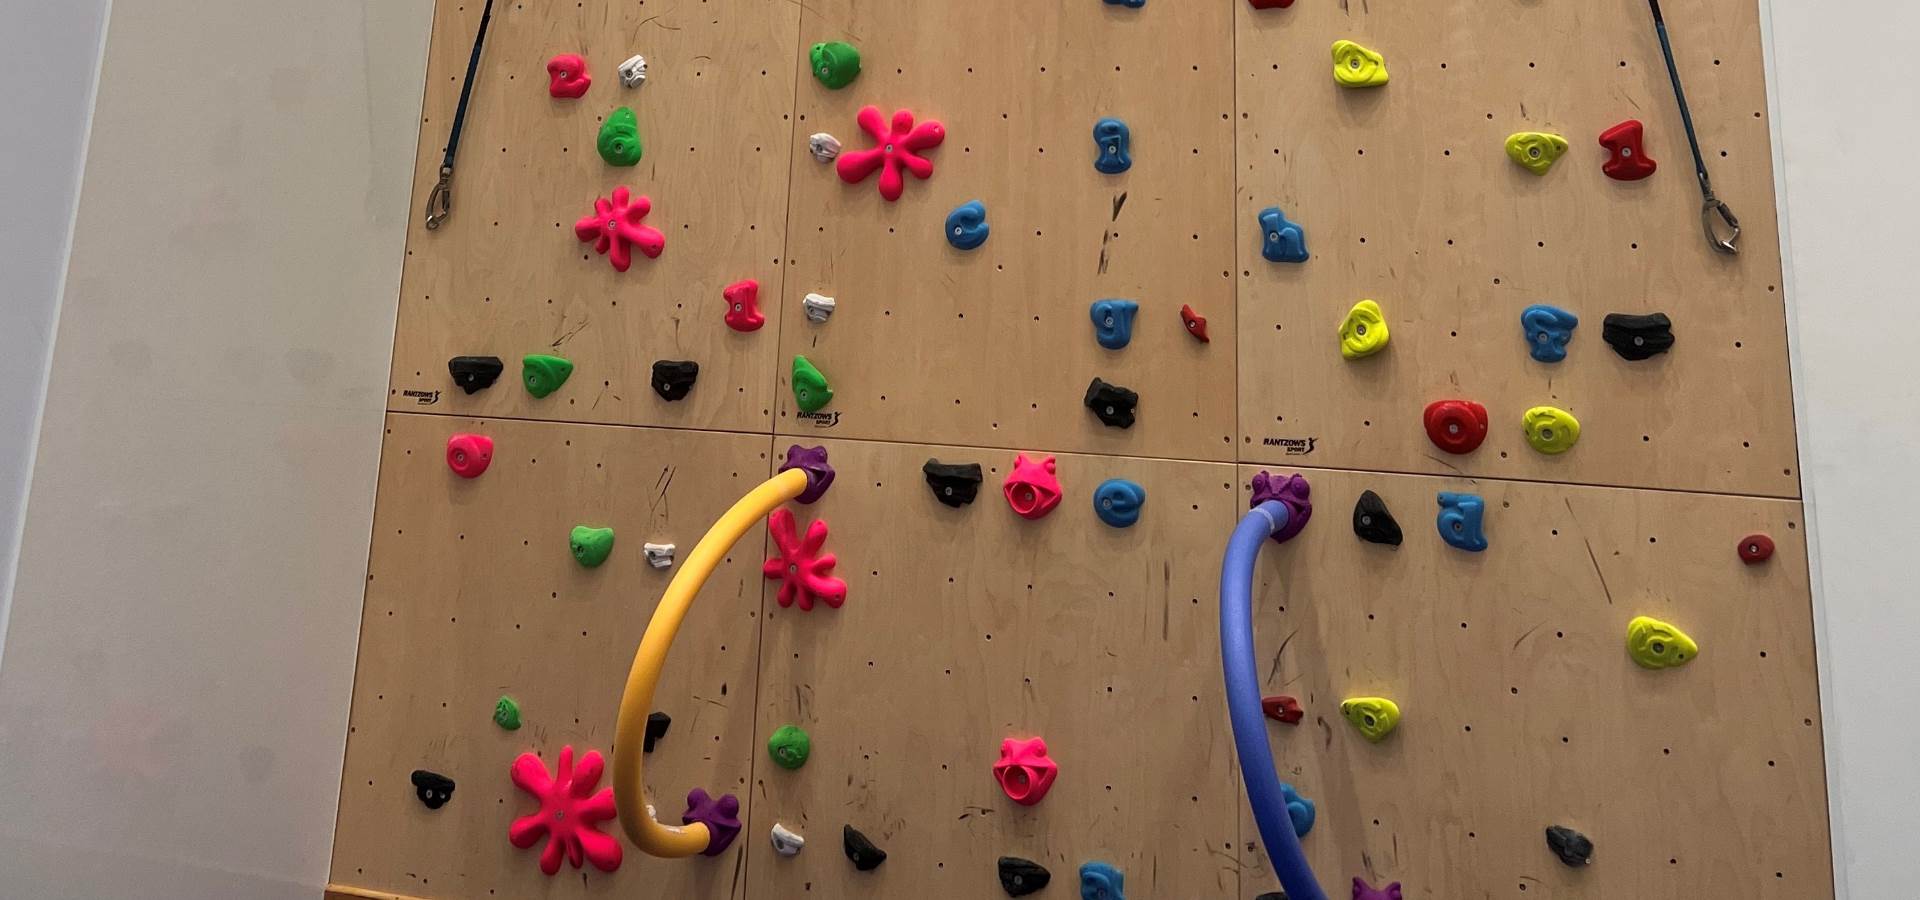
<box><xmin>682</xmin><ymin>788</ymin><xmax>742</xmax><ymax>856</ymax></box>
<box><xmin>780</xmin><ymin>445</ymin><xmax>836</xmax><ymax>504</ymax></box>
<box><xmin>1352</xmin><ymin>877</ymin><xmax>1403</xmax><ymax>900</ymax></box>
<box><xmin>1249</xmin><ymin>471</ymin><xmax>1313</xmax><ymax>544</ymax></box>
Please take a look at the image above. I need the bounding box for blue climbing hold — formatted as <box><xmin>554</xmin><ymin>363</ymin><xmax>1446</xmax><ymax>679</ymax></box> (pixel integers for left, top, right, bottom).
<box><xmin>1280</xmin><ymin>782</ymin><xmax>1316</xmax><ymax>837</ymax></box>
<box><xmin>1258</xmin><ymin>207</ymin><xmax>1308</xmax><ymax>263</ymax></box>
<box><xmin>1093</xmin><ymin>479</ymin><xmax>1147</xmax><ymax>528</ymax></box>
<box><xmin>1093</xmin><ymin>118</ymin><xmax>1132</xmax><ymax>174</ymax></box>
<box><xmin>946</xmin><ymin>200</ymin><xmax>989</xmax><ymax>251</ymax></box>
<box><xmin>1521</xmin><ymin>304</ymin><xmax>1579</xmax><ymax>363</ymax></box>
<box><xmin>1080</xmin><ymin>861</ymin><xmax>1125</xmax><ymax>900</ymax></box>
<box><xmin>1436</xmin><ymin>492</ymin><xmax>1488</xmax><ymax>552</ymax></box>
<box><xmin>1102</xmin><ymin>0</ymin><xmax>1146</xmax><ymax>8</ymax></box>
<box><xmin>1090</xmin><ymin>299</ymin><xmax>1140</xmax><ymax>350</ymax></box>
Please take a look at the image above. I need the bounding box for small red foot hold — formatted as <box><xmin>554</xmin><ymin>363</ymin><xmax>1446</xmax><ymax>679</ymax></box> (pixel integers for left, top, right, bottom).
<box><xmin>1599</xmin><ymin>119</ymin><xmax>1656</xmax><ymax>181</ymax></box>
<box><xmin>1738</xmin><ymin>533</ymin><xmax>1775</xmax><ymax>564</ymax></box>
<box><xmin>723</xmin><ymin>279</ymin><xmax>765</xmax><ymax>332</ymax></box>
<box><xmin>1423</xmin><ymin>399</ymin><xmax>1490</xmax><ymax>455</ymax></box>
<box><xmin>1180</xmin><ymin>304</ymin><xmax>1210</xmax><ymax>343</ymax></box>
<box><xmin>546</xmin><ymin>54</ymin><xmax>590</xmax><ymax>99</ymax></box>
<box><xmin>1262</xmin><ymin>695</ymin><xmax>1303</xmax><ymax>724</ymax></box>
<box><xmin>1248</xmin><ymin>0</ymin><xmax>1295</xmax><ymax>7</ymax></box>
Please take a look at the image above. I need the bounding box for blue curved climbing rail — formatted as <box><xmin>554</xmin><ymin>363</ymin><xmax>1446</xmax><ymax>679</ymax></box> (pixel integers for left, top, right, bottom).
<box><xmin>1221</xmin><ymin>500</ymin><xmax>1328</xmax><ymax>900</ymax></box>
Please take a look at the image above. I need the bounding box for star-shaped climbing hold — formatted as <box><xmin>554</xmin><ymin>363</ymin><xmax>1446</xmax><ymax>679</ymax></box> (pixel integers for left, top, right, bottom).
<box><xmin>573</xmin><ymin>186</ymin><xmax>665</xmax><ymax>272</ymax></box>
<box><xmin>835</xmin><ymin>105</ymin><xmax>945</xmax><ymax>202</ymax></box>
<box><xmin>508</xmin><ymin>745</ymin><xmax>623</xmax><ymax>876</ymax></box>
<box><xmin>762</xmin><ymin>507</ymin><xmax>847</xmax><ymax>611</ymax></box>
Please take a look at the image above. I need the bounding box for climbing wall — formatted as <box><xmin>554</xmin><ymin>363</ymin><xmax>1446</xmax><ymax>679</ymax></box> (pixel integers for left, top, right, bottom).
<box><xmin>330</xmin><ymin>0</ymin><xmax>1832</xmax><ymax>896</ymax></box>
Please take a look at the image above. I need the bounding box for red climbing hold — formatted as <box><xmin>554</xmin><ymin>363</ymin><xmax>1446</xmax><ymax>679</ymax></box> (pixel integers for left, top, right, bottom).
<box><xmin>574</xmin><ymin>187</ymin><xmax>665</xmax><ymax>272</ymax></box>
<box><xmin>1423</xmin><ymin>399</ymin><xmax>1490</xmax><ymax>455</ymax></box>
<box><xmin>1181</xmin><ymin>304</ymin><xmax>1210</xmax><ymax>343</ymax></box>
<box><xmin>447</xmin><ymin>433</ymin><xmax>493</xmax><ymax>479</ymax></box>
<box><xmin>836</xmin><ymin>105</ymin><xmax>945</xmax><ymax>202</ymax></box>
<box><xmin>993</xmin><ymin>737</ymin><xmax>1059</xmax><ymax>806</ymax></box>
<box><xmin>763</xmin><ymin>507</ymin><xmax>847</xmax><ymax>611</ymax></box>
<box><xmin>1738</xmin><ymin>533</ymin><xmax>1775</xmax><ymax>564</ymax></box>
<box><xmin>546</xmin><ymin>54</ymin><xmax>590</xmax><ymax>99</ymax></box>
<box><xmin>508</xmin><ymin>745</ymin><xmax>622</xmax><ymax>875</ymax></box>
<box><xmin>1599</xmin><ymin>119</ymin><xmax>1657</xmax><ymax>181</ymax></box>
<box><xmin>1003</xmin><ymin>453</ymin><xmax>1063</xmax><ymax>520</ymax></box>
<box><xmin>1262</xmin><ymin>695</ymin><xmax>1303</xmax><ymax>724</ymax></box>
<box><xmin>1248</xmin><ymin>0</ymin><xmax>1295</xmax><ymax>7</ymax></box>
<box><xmin>723</xmin><ymin>279</ymin><xmax>765</xmax><ymax>332</ymax></box>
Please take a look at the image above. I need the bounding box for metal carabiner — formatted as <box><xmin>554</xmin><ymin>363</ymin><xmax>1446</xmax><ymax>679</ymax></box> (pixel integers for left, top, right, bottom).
<box><xmin>1701</xmin><ymin>192</ymin><xmax>1740</xmax><ymax>256</ymax></box>
<box><xmin>424</xmin><ymin>166</ymin><xmax>453</xmax><ymax>231</ymax></box>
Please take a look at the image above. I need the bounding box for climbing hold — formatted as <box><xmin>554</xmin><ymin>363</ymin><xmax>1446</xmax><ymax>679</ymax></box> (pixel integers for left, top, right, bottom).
<box><xmin>1545</xmin><ymin>825</ymin><xmax>1594</xmax><ymax>867</ymax></box>
<box><xmin>791</xmin><ymin>355</ymin><xmax>833</xmax><ymax>412</ymax></box>
<box><xmin>1090</xmin><ymin>299</ymin><xmax>1140</xmax><ymax>350</ymax></box>
<box><xmin>569</xmin><ymin>525</ymin><xmax>615</xmax><ymax>568</ymax></box>
<box><xmin>596</xmin><ymin>107</ymin><xmax>642</xmax><ymax>166</ymax></box>
<box><xmin>1602</xmin><ymin>312</ymin><xmax>1674</xmax><ymax>360</ymax></box>
<box><xmin>1523</xmin><ymin>406</ymin><xmax>1581</xmax><ymax>455</ymax></box>
<box><xmin>617</xmin><ymin>54</ymin><xmax>647</xmax><ymax>88</ymax></box>
<box><xmin>448</xmin><ymin>356</ymin><xmax>504</xmax><ymax>394</ymax></box>
<box><xmin>1258</xmin><ymin>207</ymin><xmax>1309</xmax><ymax>263</ymax></box>
<box><xmin>1626</xmin><ymin>615</ymin><xmax>1698</xmax><ymax>669</ymax></box>
<box><xmin>446</xmin><ymin>433</ymin><xmax>493</xmax><ymax>479</ymax></box>
<box><xmin>1339</xmin><ymin>299</ymin><xmax>1390</xmax><ymax>359</ymax></box>
<box><xmin>1255</xmin><ymin>894</ymin><xmax>1287</xmax><ymax>900</ymax></box>
<box><xmin>923</xmin><ymin>460</ymin><xmax>984</xmax><ymax>507</ymax></box>
<box><xmin>1340</xmin><ymin>696</ymin><xmax>1401</xmax><ymax>742</ymax></box>
<box><xmin>411</xmin><ymin>769</ymin><xmax>455</xmax><ymax>809</ymax></box>
<box><xmin>1093</xmin><ymin>118</ymin><xmax>1132</xmax><ymax>174</ymax></box>
<box><xmin>1331</xmin><ymin>40</ymin><xmax>1389</xmax><ymax>87</ymax></box>
<box><xmin>771</xmin><ymin>823</ymin><xmax>806</xmax><ymax>856</ymax></box>
<box><xmin>1080</xmin><ymin>861</ymin><xmax>1125</xmax><ymax>900</ymax></box>
<box><xmin>522</xmin><ymin>354</ymin><xmax>574</xmax><ymax>398</ymax></box>
<box><xmin>1093</xmin><ymin>479</ymin><xmax>1147</xmax><ymax>528</ymax></box>
<box><xmin>808</xmin><ymin>133</ymin><xmax>842</xmax><ymax>163</ymax></box>
<box><xmin>837</xmin><ymin>105</ymin><xmax>945</xmax><ymax>201</ymax></box>
<box><xmin>1738</xmin><ymin>533</ymin><xmax>1775</xmax><ymax>564</ymax></box>
<box><xmin>651</xmin><ymin>359</ymin><xmax>699</xmax><ymax>401</ymax></box>
<box><xmin>1436</xmin><ymin>491</ymin><xmax>1488</xmax><ymax>552</ymax></box>
<box><xmin>946</xmin><ymin>200</ymin><xmax>990</xmax><ymax>250</ymax></box>
<box><xmin>643</xmin><ymin>542</ymin><xmax>675</xmax><ymax>569</ymax></box>
<box><xmin>574</xmin><ymin>187</ymin><xmax>665</xmax><ymax>271</ymax></box>
<box><xmin>508</xmin><ymin>746</ymin><xmax>622</xmax><ymax>874</ymax></box>
<box><xmin>681</xmin><ymin>788</ymin><xmax>743</xmax><ymax>857</ymax></box>
<box><xmin>1004</xmin><ymin>453</ymin><xmax>1063</xmax><ymax>520</ymax></box>
<box><xmin>1521</xmin><ymin>304</ymin><xmax>1579</xmax><ymax>363</ymax></box>
<box><xmin>1599</xmin><ymin>119</ymin><xmax>1657</xmax><ymax>181</ymax></box>
<box><xmin>1103</xmin><ymin>0</ymin><xmax>1146</xmax><ymax>7</ymax></box>
<box><xmin>993</xmin><ymin>736</ymin><xmax>1059</xmax><ymax>806</ymax></box>
<box><xmin>1262</xmin><ymin>695</ymin><xmax>1304</xmax><ymax>724</ymax></box>
<box><xmin>802</xmin><ymin>292</ymin><xmax>836</xmax><ymax>323</ymax></box>
<box><xmin>546</xmin><ymin>54</ymin><xmax>590</xmax><ymax>98</ymax></box>
<box><xmin>1352</xmin><ymin>489</ymin><xmax>1403</xmax><ymax>546</ymax></box>
<box><xmin>809</xmin><ymin>41</ymin><xmax>861</xmax><ymax>89</ymax></box>
<box><xmin>1280</xmin><ymin>782</ymin><xmax>1316</xmax><ymax>837</ymax></box>
<box><xmin>779</xmin><ymin>444</ymin><xmax>837</xmax><ymax>504</ymax></box>
<box><xmin>1249</xmin><ymin>471</ymin><xmax>1314</xmax><ymax>543</ymax></box>
<box><xmin>844</xmin><ymin>825</ymin><xmax>887</xmax><ymax>871</ymax></box>
<box><xmin>1505</xmin><ymin>132</ymin><xmax>1570</xmax><ymax>175</ymax></box>
<box><xmin>1423</xmin><ymin>399</ymin><xmax>1490</xmax><ymax>454</ymax></box>
<box><xmin>643</xmin><ymin>711</ymin><xmax>671</xmax><ymax>752</ymax></box>
<box><xmin>493</xmin><ymin>696</ymin><xmax>522</xmax><ymax>730</ymax></box>
<box><xmin>723</xmin><ymin>279</ymin><xmax>765</xmax><ymax>332</ymax></box>
<box><xmin>1248</xmin><ymin>0</ymin><xmax>1295</xmax><ymax>7</ymax></box>
<box><xmin>1352</xmin><ymin>878</ymin><xmax>1404</xmax><ymax>900</ymax></box>
<box><xmin>1180</xmin><ymin>304</ymin><xmax>1210</xmax><ymax>343</ymax></box>
<box><xmin>763</xmin><ymin>508</ymin><xmax>847</xmax><ymax>611</ymax></box>
<box><xmin>767</xmin><ymin>724</ymin><xmax>812</xmax><ymax>770</ymax></box>
<box><xmin>1084</xmin><ymin>377</ymin><xmax>1139</xmax><ymax>429</ymax></box>
<box><xmin>999</xmin><ymin>857</ymin><xmax>1052</xmax><ymax>897</ymax></box>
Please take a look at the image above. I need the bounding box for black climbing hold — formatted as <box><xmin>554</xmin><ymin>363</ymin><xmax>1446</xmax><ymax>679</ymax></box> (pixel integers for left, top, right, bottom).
<box><xmin>1601</xmin><ymin>313</ymin><xmax>1674</xmax><ymax>361</ymax></box>
<box><xmin>1084</xmin><ymin>377</ymin><xmax>1139</xmax><ymax>429</ymax></box>
<box><xmin>410</xmin><ymin>769</ymin><xmax>455</xmax><ymax>809</ymax></box>
<box><xmin>651</xmin><ymin>359</ymin><xmax>699</xmax><ymax>401</ymax></box>
<box><xmin>1352</xmin><ymin>490</ymin><xmax>1403</xmax><ymax>546</ymax></box>
<box><xmin>923</xmin><ymin>460</ymin><xmax>984</xmax><ymax>507</ymax></box>
<box><xmin>644</xmin><ymin>711</ymin><xmax>671</xmax><ymax>753</ymax></box>
<box><xmin>448</xmin><ymin>356</ymin><xmax>504</xmax><ymax>394</ymax></box>
<box><xmin>998</xmin><ymin>856</ymin><xmax>1052</xmax><ymax>897</ymax></box>
<box><xmin>844</xmin><ymin>824</ymin><xmax>887</xmax><ymax>871</ymax></box>
<box><xmin>1545</xmin><ymin>825</ymin><xmax>1594</xmax><ymax>867</ymax></box>
<box><xmin>1255</xmin><ymin>893</ymin><xmax>1289</xmax><ymax>900</ymax></box>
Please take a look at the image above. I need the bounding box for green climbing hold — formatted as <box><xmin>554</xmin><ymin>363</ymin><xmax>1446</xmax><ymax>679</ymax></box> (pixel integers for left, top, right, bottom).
<box><xmin>597</xmin><ymin>107</ymin><xmax>643</xmax><ymax>166</ymax></box>
<box><xmin>809</xmin><ymin>41</ymin><xmax>861</xmax><ymax>89</ymax></box>
<box><xmin>569</xmin><ymin>525</ymin><xmax>615</xmax><ymax>568</ymax></box>
<box><xmin>493</xmin><ymin>696</ymin><xmax>522</xmax><ymax>730</ymax></box>
<box><xmin>792</xmin><ymin>355</ymin><xmax>833</xmax><ymax>413</ymax></box>
<box><xmin>768</xmin><ymin>724</ymin><xmax>812</xmax><ymax>769</ymax></box>
<box><xmin>522</xmin><ymin>354</ymin><xmax>574</xmax><ymax>398</ymax></box>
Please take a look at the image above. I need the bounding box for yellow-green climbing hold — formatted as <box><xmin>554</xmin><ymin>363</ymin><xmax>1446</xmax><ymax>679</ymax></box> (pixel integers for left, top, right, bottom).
<box><xmin>1332</xmin><ymin>40</ymin><xmax>1389</xmax><ymax>88</ymax></box>
<box><xmin>792</xmin><ymin>355</ymin><xmax>832</xmax><ymax>413</ymax></box>
<box><xmin>1522</xmin><ymin>406</ymin><xmax>1581</xmax><ymax>454</ymax></box>
<box><xmin>1340</xmin><ymin>696</ymin><xmax>1401</xmax><ymax>742</ymax></box>
<box><xmin>1627</xmin><ymin>616</ymin><xmax>1698</xmax><ymax>669</ymax></box>
<box><xmin>523</xmin><ymin>354</ymin><xmax>574</xmax><ymax>398</ymax></box>
<box><xmin>1506</xmin><ymin>132</ymin><xmax>1570</xmax><ymax>175</ymax></box>
<box><xmin>1339</xmin><ymin>299</ymin><xmax>1390</xmax><ymax>359</ymax></box>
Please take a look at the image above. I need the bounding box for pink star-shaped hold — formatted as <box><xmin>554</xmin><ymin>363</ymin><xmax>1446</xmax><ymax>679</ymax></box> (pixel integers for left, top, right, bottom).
<box><xmin>835</xmin><ymin>105</ymin><xmax>945</xmax><ymax>202</ymax></box>
<box><xmin>762</xmin><ymin>507</ymin><xmax>847</xmax><ymax>611</ymax></box>
<box><xmin>508</xmin><ymin>745</ymin><xmax>623</xmax><ymax>876</ymax></box>
<box><xmin>573</xmin><ymin>186</ymin><xmax>665</xmax><ymax>272</ymax></box>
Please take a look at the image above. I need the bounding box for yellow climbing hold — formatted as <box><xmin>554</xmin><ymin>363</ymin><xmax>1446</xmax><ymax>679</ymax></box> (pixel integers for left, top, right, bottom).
<box><xmin>1331</xmin><ymin>40</ymin><xmax>1389</xmax><ymax>88</ymax></box>
<box><xmin>1505</xmin><ymin>132</ymin><xmax>1570</xmax><ymax>175</ymax></box>
<box><xmin>1522</xmin><ymin>406</ymin><xmax>1581</xmax><ymax>454</ymax></box>
<box><xmin>1627</xmin><ymin>616</ymin><xmax>1698</xmax><ymax>669</ymax></box>
<box><xmin>1339</xmin><ymin>299</ymin><xmax>1390</xmax><ymax>359</ymax></box>
<box><xmin>1339</xmin><ymin>696</ymin><xmax>1401</xmax><ymax>742</ymax></box>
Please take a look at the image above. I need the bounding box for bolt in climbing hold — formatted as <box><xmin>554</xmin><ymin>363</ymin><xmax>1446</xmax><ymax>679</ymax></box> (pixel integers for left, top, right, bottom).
<box><xmin>763</xmin><ymin>508</ymin><xmax>847</xmax><ymax>611</ymax></box>
<box><xmin>1738</xmin><ymin>533</ymin><xmax>1775</xmax><ymax>564</ymax></box>
<box><xmin>1263</xmin><ymin>695</ymin><xmax>1304</xmax><ymax>724</ymax></box>
<box><xmin>999</xmin><ymin>857</ymin><xmax>1052</xmax><ymax>896</ymax></box>
<box><xmin>597</xmin><ymin>107</ymin><xmax>643</xmax><ymax>167</ymax></box>
<box><xmin>1080</xmin><ymin>861</ymin><xmax>1125</xmax><ymax>900</ymax></box>
<box><xmin>993</xmin><ymin>736</ymin><xmax>1059</xmax><ymax>806</ymax></box>
<box><xmin>837</xmin><ymin>106</ymin><xmax>945</xmax><ymax>201</ymax></box>
<box><xmin>723</xmin><ymin>279</ymin><xmax>765</xmax><ymax>332</ymax></box>
<box><xmin>446</xmin><ymin>433</ymin><xmax>494</xmax><ymax>478</ymax></box>
<box><xmin>1090</xmin><ymin>299</ymin><xmax>1141</xmax><ymax>350</ymax></box>
<box><xmin>411</xmin><ymin>769</ymin><xmax>455</xmax><ymax>809</ymax></box>
<box><xmin>448</xmin><ymin>356</ymin><xmax>504</xmax><ymax>394</ymax></box>
<box><xmin>1352</xmin><ymin>489</ymin><xmax>1403</xmax><ymax>546</ymax></box>
<box><xmin>1249</xmin><ymin>471</ymin><xmax>1314</xmax><ymax>543</ymax></box>
<box><xmin>1436</xmin><ymin>491</ymin><xmax>1488</xmax><ymax>552</ymax></box>
<box><xmin>1506</xmin><ymin>132</ymin><xmax>1570</xmax><ymax>175</ymax></box>
<box><xmin>509</xmin><ymin>747</ymin><xmax>622</xmax><ymax>874</ymax></box>
<box><xmin>546</xmin><ymin>53</ymin><xmax>589</xmax><ymax>98</ymax></box>
<box><xmin>809</xmin><ymin>41</ymin><xmax>861</xmax><ymax>89</ymax></box>
<box><xmin>1423</xmin><ymin>399</ymin><xmax>1490</xmax><ymax>455</ymax></box>
<box><xmin>1340</xmin><ymin>697</ymin><xmax>1402</xmax><ymax>742</ymax></box>
<box><xmin>651</xmin><ymin>359</ymin><xmax>699</xmax><ymax>401</ymax></box>
<box><xmin>1332</xmin><ymin>40</ymin><xmax>1389</xmax><ymax>87</ymax></box>
<box><xmin>617</xmin><ymin>54</ymin><xmax>647</xmax><ymax>88</ymax></box>
<box><xmin>1599</xmin><ymin>120</ymin><xmax>1657</xmax><ymax>181</ymax></box>
<box><xmin>923</xmin><ymin>460</ymin><xmax>984</xmax><ymax>507</ymax></box>
<box><xmin>1180</xmin><ymin>304</ymin><xmax>1210</xmax><ymax>342</ymax></box>
<box><xmin>771</xmin><ymin>823</ymin><xmax>806</xmax><ymax>856</ymax></box>
<box><xmin>1339</xmin><ymin>299</ymin><xmax>1390</xmax><ymax>359</ymax></box>
<box><xmin>844</xmin><ymin>825</ymin><xmax>887</xmax><ymax>871</ymax></box>
<box><xmin>1523</xmin><ymin>406</ymin><xmax>1581</xmax><ymax>455</ymax></box>
<box><xmin>802</xmin><ymin>293</ymin><xmax>836</xmax><ymax>322</ymax></box>
<box><xmin>791</xmin><ymin>355</ymin><xmax>833</xmax><ymax>412</ymax></box>
<box><xmin>1093</xmin><ymin>118</ymin><xmax>1132</xmax><ymax>174</ymax></box>
<box><xmin>779</xmin><ymin>444</ymin><xmax>836</xmax><ymax>504</ymax></box>
<box><xmin>643</xmin><ymin>542</ymin><xmax>675</xmax><ymax>568</ymax></box>
<box><xmin>946</xmin><ymin>200</ymin><xmax>990</xmax><ymax>250</ymax></box>
<box><xmin>1521</xmin><ymin>304</ymin><xmax>1579</xmax><ymax>363</ymax></box>
<box><xmin>493</xmin><ymin>695</ymin><xmax>522</xmax><ymax>730</ymax></box>
<box><xmin>1084</xmin><ymin>377</ymin><xmax>1139</xmax><ymax>429</ymax></box>
<box><xmin>1626</xmin><ymin>615</ymin><xmax>1698</xmax><ymax>669</ymax></box>
<box><xmin>1258</xmin><ymin>207</ymin><xmax>1309</xmax><ymax>263</ymax></box>
<box><xmin>1601</xmin><ymin>312</ymin><xmax>1674</xmax><ymax>360</ymax></box>
<box><xmin>1280</xmin><ymin>782</ymin><xmax>1316</xmax><ymax>837</ymax></box>
<box><xmin>808</xmin><ymin>133</ymin><xmax>842</xmax><ymax>163</ymax></box>
<box><xmin>1004</xmin><ymin>453</ymin><xmax>1063</xmax><ymax>520</ymax></box>
<box><xmin>767</xmin><ymin>724</ymin><xmax>812</xmax><ymax>770</ymax></box>
<box><xmin>681</xmin><ymin>788</ymin><xmax>742</xmax><ymax>856</ymax></box>
<box><xmin>569</xmin><ymin>525</ymin><xmax>615</xmax><ymax>568</ymax></box>
<box><xmin>1353</xmin><ymin>877</ymin><xmax>1404</xmax><ymax>900</ymax></box>
<box><xmin>574</xmin><ymin>187</ymin><xmax>665</xmax><ymax>272</ymax></box>
<box><xmin>1093</xmin><ymin>479</ymin><xmax>1147</xmax><ymax>528</ymax></box>
<box><xmin>522</xmin><ymin>353</ymin><xmax>574</xmax><ymax>398</ymax></box>
<box><xmin>1545</xmin><ymin>825</ymin><xmax>1594</xmax><ymax>867</ymax></box>
<box><xmin>643</xmin><ymin>711</ymin><xmax>671</xmax><ymax>752</ymax></box>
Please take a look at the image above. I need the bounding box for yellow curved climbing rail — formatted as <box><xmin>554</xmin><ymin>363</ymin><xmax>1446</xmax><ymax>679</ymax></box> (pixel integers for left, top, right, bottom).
<box><xmin>613</xmin><ymin>467</ymin><xmax>809</xmax><ymax>857</ymax></box>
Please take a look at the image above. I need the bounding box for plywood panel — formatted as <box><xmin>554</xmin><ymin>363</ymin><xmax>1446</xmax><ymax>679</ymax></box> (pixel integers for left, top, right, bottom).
<box><xmin>1233</xmin><ymin>464</ymin><xmax>1830</xmax><ymax>898</ymax></box>
<box><xmin>774</xmin><ymin>1</ymin><xmax>1239</xmax><ymax>461</ymax></box>
<box><xmin>329</xmin><ymin>414</ymin><xmax>774</xmax><ymax>898</ymax></box>
<box><xmin>1235</xmin><ymin>0</ymin><xmax>1799</xmax><ymax>496</ymax></box>
<box><xmin>386</xmin><ymin>0</ymin><xmax>800</xmax><ymax>432</ymax></box>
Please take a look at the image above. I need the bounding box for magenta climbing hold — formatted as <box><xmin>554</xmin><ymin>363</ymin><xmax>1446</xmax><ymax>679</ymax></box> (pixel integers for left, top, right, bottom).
<box><xmin>778</xmin><ymin>444</ymin><xmax>836</xmax><ymax>504</ymax></box>
<box><xmin>1004</xmin><ymin>453</ymin><xmax>1063</xmax><ymax>520</ymax></box>
<box><xmin>993</xmin><ymin>736</ymin><xmax>1059</xmax><ymax>806</ymax></box>
<box><xmin>1352</xmin><ymin>877</ymin><xmax>1403</xmax><ymax>900</ymax></box>
<box><xmin>447</xmin><ymin>433</ymin><xmax>493</xmax><ymax>479</ymax></box>
<box><xmin>1249</xmin><ymin>471</ymin><xmax>1313</xmax><ymax>543</ymax></box>
<box><xmin>574</xmin><ymin>187</ymin><xmax>664</xmax><ymax>272</ymax></box>
<box><xmin>763</xmin><ymin>508</ymin><xmax>847</xmax><ymax>611</ymax></box>
<box><xmin>681</xmin><ymin>788</ymin><xmax>743</xmax><ymax>856</ymax></box>
<box><xmin>546</xmin><ymin>54</ymin><xmax>590</xmax><ymax>99</ymax></box>
<box><xmin>723</xmin><ymin>279</ymin><xmax>765</xmax><ymax>332</ymax></box>
<box><xmin>836</xmin><ymin>105</ymin><xmax>945</xmax><ymax>201</ymax></box>
<box><xmin>509</xmin><ymin>745</ymin><xmax>622</xmax><ymax>875</ymax></box>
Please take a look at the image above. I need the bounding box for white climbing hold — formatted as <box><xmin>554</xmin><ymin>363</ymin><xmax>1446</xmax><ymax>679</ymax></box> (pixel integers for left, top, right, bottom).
<box><xmin>808</xmin><ymin>133</ymin><xmax>842</xmax><ymax>163</ymax></box>
<box><xmin>771</xmin><ymin>823</ymin><xmax>805</xmax><ymax>856</ymax></box>
<box><xmin>643</xmin><ymin>542</ymin><xmax>675</xmax><ymax>569</ymax></box>
<box><xmin>618</xmin><ymin>54</ymin><xmax>648</xmax><ymax>88</ymax></box>
<box><xmin>802</xmin><ymin>293</ymin><xmax>836</xmax><ymax>323</ymax></box>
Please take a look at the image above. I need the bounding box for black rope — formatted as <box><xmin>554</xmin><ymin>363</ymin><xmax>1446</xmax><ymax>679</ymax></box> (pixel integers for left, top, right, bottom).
<box><xmin>426</xmin><ymin>0</ymin><xmax>495</xmax><ymax>230</ymax></box>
